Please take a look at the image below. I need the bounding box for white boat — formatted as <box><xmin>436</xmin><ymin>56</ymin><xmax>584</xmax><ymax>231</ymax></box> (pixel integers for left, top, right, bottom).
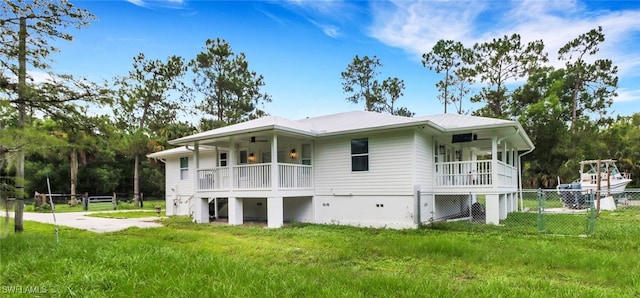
<box><xmin>576</xmin><ymin>159</ymin><xmax>632</xmax><ymax>195</ymax></box>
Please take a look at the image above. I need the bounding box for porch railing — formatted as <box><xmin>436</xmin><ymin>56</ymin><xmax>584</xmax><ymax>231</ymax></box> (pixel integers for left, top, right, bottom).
<box><xmin>279</xmin><ymin>164</ymin><xmax>312</xmax><ymax>189</ymax></box>
<box><xmin>497</xmin><ymin>161</ymin><xmax>518</xmax><ymax>187</ymax></box>
<box><xmin>197</xmin><ymin>163</ymin><xmax>312</xmax><ymax>191</ymax></box>
<box><xmin>234</xmin><ymin>164</ymin><xmax>271</xmax><ymax>189</ymax></box>
<box><xmin>198</xmin><ymin>167</ymin><xmax>229</xmax><ymax>190</ymax></box>
<box><xmin>435</xmin><ymin>160</ymin><xmax>517</xmax><ymax>188</ymax></box>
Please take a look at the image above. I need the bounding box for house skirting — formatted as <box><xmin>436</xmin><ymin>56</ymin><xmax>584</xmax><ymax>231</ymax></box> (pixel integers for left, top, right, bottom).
<box><xmin>190</xmin><ymin>191</ymin><xmax>521</xmax><ymax>229</ymax></box>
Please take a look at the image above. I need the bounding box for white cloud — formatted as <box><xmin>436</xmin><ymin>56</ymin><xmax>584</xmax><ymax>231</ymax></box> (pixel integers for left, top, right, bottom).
<box><xmin>369</xmin><ymin>0</ymin><xmax>640</xmax><ymax>77</ymax></box>
<box><xmin>309</xmin><ymin>19</ymin><xmax>341</xmax><ymax>38</ymax></box>
<box><xmin>126</xmin><ymin>0</ymin><xmax>186</xmax><ymax>9</ymax></box>
<box><xmin>615</xmin><ymin>88</ymin><xmax>640</xmax><ymax>103</ymax></box>
<box><xmin>126</xmin><ymin>0</ymin><xmax>146</xmax><ymax>7</ymax></box>
<box><xmin>275</xmin><ymin>0</ymin><xmax>356</xmax><ymax>39</ymax></box>
<box><xmin>28</xmin><ymin>71</ymin><xmax>55</xmax><ymax>84</ymax></box>
<box><xmin>369</xmin><ymin>0</ymin><xmax>488</xmax><ymax>55</ymax></box>
<box><xmin>283</xmin><ymin>0</ymin><xmax>347</xmax><ymax>15</ymax></box>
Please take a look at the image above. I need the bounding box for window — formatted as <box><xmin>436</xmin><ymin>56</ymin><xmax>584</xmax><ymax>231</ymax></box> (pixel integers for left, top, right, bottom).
<box><xmin>239</xmin><ymin>151</ymin><xmax>248</xmax><ymax>164</ymax></box>
<box><xmin>180</xmin><ymin>157</ymin><xmax>188</xmax><ymax>180</ymax></box>
<box><xmin>301</xmin><ymin>144</ymin><xmax>311</xmax><ymax>165</ymax></box>
<box><xmin>262</xmin><ymin>152</ymin><xmax>271</xmax><ymax>163</ymax></box>
<box><xmin>351</xmin><ymin>138</ymin><xmax>368</xmax><ymax>171</ymax></box>
<box><xmin>262</xmin><ymin>151</ymin><xmax>284</xmax><ymax>163</ymax></box>
<box><xmin>219</xmin><ymin>153</ymin><xmax>227</xmax><ymax>167</ymax></box>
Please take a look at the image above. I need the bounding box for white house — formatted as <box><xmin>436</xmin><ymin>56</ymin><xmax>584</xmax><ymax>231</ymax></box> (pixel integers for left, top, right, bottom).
<box><xmin>147</xmin><ymin>110</ymin><xmax>534</xmax><ymax>229</ymax></box>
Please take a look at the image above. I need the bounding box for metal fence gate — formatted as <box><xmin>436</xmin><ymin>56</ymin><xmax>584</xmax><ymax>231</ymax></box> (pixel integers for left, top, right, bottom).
<box><xmin>536</xmin><ymin>189</ymin><xmax>596</xmax><ymax>236</ymax></box>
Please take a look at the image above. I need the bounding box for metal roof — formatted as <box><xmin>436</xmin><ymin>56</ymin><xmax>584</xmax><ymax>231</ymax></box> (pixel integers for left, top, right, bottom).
<box><xmin>167</xmin><ymin>110</ymin><xmax>534</xmax><ymax>151</ymax></box>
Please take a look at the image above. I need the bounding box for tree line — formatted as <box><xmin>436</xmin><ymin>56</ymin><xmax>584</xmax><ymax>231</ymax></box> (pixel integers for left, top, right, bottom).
<box><xmin>1</xmin><ymin>1</ymin><xmax>639</xmax><ymax>233</ymax></box>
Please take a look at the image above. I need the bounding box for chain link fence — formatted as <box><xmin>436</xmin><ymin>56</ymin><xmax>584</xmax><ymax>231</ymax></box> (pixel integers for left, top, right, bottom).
<box><xmin>421</xmin><ymin>189</ymin><xmax>640</xmax><ymax>236</ymax></box>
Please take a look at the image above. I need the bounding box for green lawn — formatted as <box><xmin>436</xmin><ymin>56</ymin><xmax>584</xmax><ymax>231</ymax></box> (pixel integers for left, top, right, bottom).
<box><xmin>13</xmin><ymin>200</ymin><xmax>166</xmax><ymax>213</ymax></box>
<box><xmin>86</xmin><ymin>210</ymin><xmax>165</xmax><ymax>219</ymax></box>
<box><xmin>1</xmin><ymin>207</ymin><xmax>639</xmax><ymax>297</ymax></box>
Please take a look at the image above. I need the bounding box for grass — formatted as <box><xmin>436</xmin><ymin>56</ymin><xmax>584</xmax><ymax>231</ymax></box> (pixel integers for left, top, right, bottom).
<box><xmin>1</xmin><ymin>208</ymin><xmax>640</xmax><ymax>297</ymax></box>
<box><xmin>86</xmin><ymin>210</ymin><xmax>165</xmax><ymax>219</ymax></box>
<box><xmin>9</xmin><ymin>200</ymin><xmax>166</xmax><ymax>213</ymax></box>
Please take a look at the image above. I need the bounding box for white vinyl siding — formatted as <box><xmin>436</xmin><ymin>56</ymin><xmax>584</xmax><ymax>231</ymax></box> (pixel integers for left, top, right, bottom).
<box><xmin>314</xmin><ymin>130</ymin><xmax>414</xmax><ymax>196</ymax></box>
<box><xmin>165</xmin><ymin>152</ymin><xmax>218</xmax><ymax>201</ymax></box>
<box><xmin>414</xmin><ymin>131</ymin><xmax>433</xmax><ymax>191</ymax></box>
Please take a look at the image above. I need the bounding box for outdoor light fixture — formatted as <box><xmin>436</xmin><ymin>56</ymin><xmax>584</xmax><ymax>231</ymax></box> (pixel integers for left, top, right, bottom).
<box><xmin>290</xmin><ymin>149</ymin><xmax>298</xmax><ymax>159</ymax></box>
<box><xmin>455</xmin><ymin>150</ymin><xmax>461</xmax><ymax>160</ymax></box>
<box><xmin>439</xmin><ymin>145</ymin><xmax>445</xmax><ymax>154</ymax></box>
<box><xmin>248</xmin><ymin>153</ymin><xmax>256</xmax><ymax>163</ymax></box>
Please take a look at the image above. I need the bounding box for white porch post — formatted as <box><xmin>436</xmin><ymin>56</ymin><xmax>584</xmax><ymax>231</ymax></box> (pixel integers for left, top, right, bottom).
<box><xmin>268</xmin><ymin>133</ymin><xmax>283</xmax><ymax>228</ymax></box>
<box><xmin>491</xmin><ymin>136</ymin><xmax>498</xmax><ymax>186</ymax></box>
<box><xmin>193</xmin><ymin>142</ymin><xmax>200</xmax><ymax>192</ymax></box>
<box><xmin>228</xmin><ymin>197</ymin><xmax>243</xmax><ymax>225</ymax></box>
<box><xmin>193</xmin><ymin>198</ymin><xmax>210</xmax><ymax>223</ymax></box>
<box><xmin>268</xmin><ymin>197</ymin><xmax>284</xmax><ymax>228</ymax></box>
<box><xmin>485</xmin><ymin>194</ymin><xmax>500</xmax><ymax>224</ymax></box>
<box><xmin>271</xmin><ymin>133</ymin><xmax>279</xmax><ymax>191</ymax></box>
<box><xmin>192</xmin><ymin>143</ymin><xmax>209</xmax><ymax>223</ymax></box>
<box><xmin>502</xmin><ymin>141</ymin><xmax>507</xmax><ymax>163</ymax></box>
<box><xmin>213</xmin><ymin>197</ymin><xmax>218</xmax><ymax>220</ymax></box>
<box><xmin>194</xmin><ymin>142</ymin><xmax>200</xmax><ymax>169</ymax></box>
<box><xmin>229</xmin><ymin>139</ymin><xmax>236</xmax><ymax>190</ymax></box>
<box><xmin>499</xmin><ymin>194</ymin><xmax>507</xmax><ymax>220</ymax></box>
<box><xmin>485</xmin><ymin>136</ymin><xmax>500</xmax><ymax>225</ymax></box>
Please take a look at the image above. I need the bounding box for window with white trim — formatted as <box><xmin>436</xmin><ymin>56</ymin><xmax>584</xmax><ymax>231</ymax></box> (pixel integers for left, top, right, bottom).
<box><xmin>301</xmin><ymin>144</ymin><xmax>311</xmax><ymax>165</ymax></box>
<box><xmin>179</xmin><ymin>157</ymin><xmax>188</xmax><ymax>180</ymax></box>
<box><xmin>351</xmin><ymin>138</ymin><xmax>368</xmax><ymax>171</ymax></box>
<box><xmin>219</xmin><ymin>153</ymin><xmax>227</xmax><ymax>167</ymax></box>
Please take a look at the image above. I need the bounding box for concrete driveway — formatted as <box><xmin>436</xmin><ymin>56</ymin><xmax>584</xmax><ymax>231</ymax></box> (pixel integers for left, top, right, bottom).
<box><xmin>1</xmin><ymin>211</ymin><xmax>164</xmax><ymax>233</ymax></box>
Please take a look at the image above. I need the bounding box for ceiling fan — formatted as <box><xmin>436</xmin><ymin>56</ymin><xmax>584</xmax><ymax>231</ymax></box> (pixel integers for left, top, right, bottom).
<box><xmin>242</xmin><ymin>136</ymin><xmax>268</xmax><ymax>143</ymax></box>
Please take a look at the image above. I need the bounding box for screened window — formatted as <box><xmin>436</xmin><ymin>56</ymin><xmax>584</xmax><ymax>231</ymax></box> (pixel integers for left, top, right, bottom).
<box><xmin>180</xmin><ymin>157</ymin><xmax>189</xmax><ymax>180</ymax></box>
<box><xmin>301</xmin><ymin>144</ymin><xmax>312</xmax><ymax>165</ymax></box>
<box><xmin>219</xmin><ymin>153</ymin><xmax>227</xmax><ymax>167</ymax></box>
<box><xmin>351</xmin><ymin>138</ymin><xmax>368</xmax><ymax>171</ymax></box>
<box><xmin>262</xmin><ymin>151</ymin><xmax>284</xmax><ymax>163</ymax></box>
<box><xmin>239</xmin><ymin>151</ymin><xmax>248</xmax><ymax>164</ymax></box>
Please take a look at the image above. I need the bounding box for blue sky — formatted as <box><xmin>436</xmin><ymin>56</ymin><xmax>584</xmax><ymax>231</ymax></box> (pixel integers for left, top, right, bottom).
<box><xmin>47</xmin><ymin>0</ymin><xmax>640</xmax><ymax>120</ymax></box>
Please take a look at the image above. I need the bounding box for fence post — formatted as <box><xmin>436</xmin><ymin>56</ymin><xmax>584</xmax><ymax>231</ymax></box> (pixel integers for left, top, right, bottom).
<box><xmin>586</xmin><ymin>190</ymin><xmax>596</xmax><ymax>236</ymax></box>
<box><xmin>112</xmin><ymin>192</ymin><xmax>117</xmax><ymax>210</ymax></box>
<box><xmin>468</xmin><ymin>193</ymin><xmax>473</xmax><ymax>223</ymax></box>
<box><xmin>82</xmin><ymin>192</ymin><xmax>88</xmax><ymax>211</ymax></box>
<box><xmin>537</xmin><ymin>188</ymin><xmax>546</xmax><ymax>233</ymax></box>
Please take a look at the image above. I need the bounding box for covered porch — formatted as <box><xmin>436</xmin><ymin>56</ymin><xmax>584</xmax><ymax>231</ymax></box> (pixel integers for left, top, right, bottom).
<box><xmin>431</xmin><ymin>129</ymin><xmax>529</xmax><ymax>225</ymax></box>
<box><xmin>197</xmin><ymin>163</ymin><xmax>313</xmax><ymax>192</ymax></box>
<box><xmin>174</xmin><ymin>124</ymin><xmax>316</xmax><ymax>228</ymax></box>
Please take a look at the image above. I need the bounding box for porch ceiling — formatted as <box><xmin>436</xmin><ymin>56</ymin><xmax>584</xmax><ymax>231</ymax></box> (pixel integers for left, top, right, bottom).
<box><xmin>196</xmin><ymin>130</ymin><xmax>313</xmax><ymax>148</ymax></box>
<box><xmin>434</xmin><ymin>126</ymin><xmax>531</xmax><ymax>152</ymax></box>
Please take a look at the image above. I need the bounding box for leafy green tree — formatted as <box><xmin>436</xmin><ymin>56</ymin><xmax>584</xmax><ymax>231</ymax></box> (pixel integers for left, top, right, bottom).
<box><xmin>190</xmin><ymin>38</ymin><xmax>271</xmax><ymax>129</ymax></box>
<box><xmin>342</xmin><ymin>55</ymin><xmax>381</xmax><ymax>112</ymax></box>
<box><xmin>422</xmin><ymin>40</ymin><xmax>475</xmax><ymax>114</ymax></box>
<box><xmin>0</xmin><ymin>0</ymin><xmax>98</xmax><ymax>232</ymax></box>
<box><xmin>115</xmin><ymin>53</ymin><xmax>188</xmax><ymax>206</ymax></box>
<box><xmin>449</xmin><ymin>66</ymin><xmax>476</xmax><ymax>114</ymax></box>
<box><xmin>513</xmin><ymin>68</ymin><xmax>571</xmax><ymax>187</ymax></box>
<box><xmin>472</xmin><ymin>34</ymin><xmax>548</xmax><ymax>118</ymax></box>
<box><xmin>342</xmin><ymin>55</ymin><xmax>412</xmax><ymax>116</ymax></box>
<box><xmin>373</xmin><ymin>77</ymin><xmax>413</xmax><ymax>116</ymax></box>
<box><xmin>558</xmin><ymin>26</ymin><xmax>618</xmax><ymax>131</ymax></box>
